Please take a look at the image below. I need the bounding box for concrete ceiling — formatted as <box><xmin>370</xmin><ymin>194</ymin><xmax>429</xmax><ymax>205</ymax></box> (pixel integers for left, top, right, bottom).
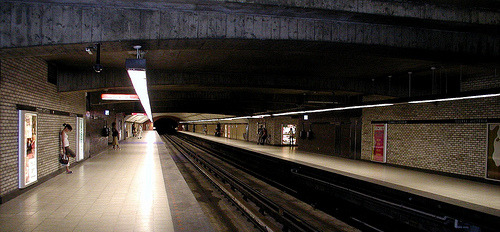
<box><xmin>1</xmin><ymin>0</ymin><xmax>498</xmax><ymax>121</ymax></box>
<box><xmin>38</xmin><ymin>39</ymin><xmax>498</xmax><ymax>121</ymax></box>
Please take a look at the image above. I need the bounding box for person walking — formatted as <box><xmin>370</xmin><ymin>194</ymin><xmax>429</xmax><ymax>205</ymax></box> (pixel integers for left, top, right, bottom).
<box><xmin>60</xmin><ymin>123</ymin><xmax>76</xmax><ymax>173</ymax></box>
<box><xmin>112</xmin><ymin>122</ymin><xmax>120</xmax><ymax>150</ymax></box>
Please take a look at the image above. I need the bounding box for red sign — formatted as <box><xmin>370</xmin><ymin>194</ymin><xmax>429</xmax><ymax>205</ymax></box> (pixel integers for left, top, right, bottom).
<box><xmin>372</xmin><ymin>124</ymin><xmax>387</xmax><ymax>163</ymax></box>
<box><xmin>101</xmin><ymin>94</ymin><xmax>139</xmax><ymax>100</ymax></box>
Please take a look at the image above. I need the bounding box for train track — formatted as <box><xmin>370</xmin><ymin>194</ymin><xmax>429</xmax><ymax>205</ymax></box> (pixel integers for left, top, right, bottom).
<box><xmin>163</xmin><ymin>134</ymin><xmax>359</xmax><ymax>232</ymax></box>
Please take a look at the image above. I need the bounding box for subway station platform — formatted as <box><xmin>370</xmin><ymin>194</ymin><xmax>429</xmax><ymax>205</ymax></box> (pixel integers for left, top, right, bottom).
<box><xmin>181</xmin><ymin>131</ymin><xmax>500</xmax><ymax>218</ymax></box>
<box><xmin>0</xmin><ymin>131</ymin><xmax>213</xmax><ymax>232</ymax></box>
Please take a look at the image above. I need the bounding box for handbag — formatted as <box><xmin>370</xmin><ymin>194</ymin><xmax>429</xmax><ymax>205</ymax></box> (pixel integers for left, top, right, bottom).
<box><xmin>59</xmin><ymin>153</ymin><xmax>69</xmax><ymax>165</ymax></box>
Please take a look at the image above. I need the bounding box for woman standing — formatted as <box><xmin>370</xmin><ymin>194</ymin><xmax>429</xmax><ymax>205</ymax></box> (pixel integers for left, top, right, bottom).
<box><xmin>61</xmin><ymin>123</ymin><xmax>76</xmax><ymax>173</ymax></box>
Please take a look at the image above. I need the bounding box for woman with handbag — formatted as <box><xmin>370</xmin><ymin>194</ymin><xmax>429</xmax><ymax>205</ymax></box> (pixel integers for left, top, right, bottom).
<box><xmin>60</xmin><ymin>123</ymin><xmax>76</xmax><ymax>174</ymax></box>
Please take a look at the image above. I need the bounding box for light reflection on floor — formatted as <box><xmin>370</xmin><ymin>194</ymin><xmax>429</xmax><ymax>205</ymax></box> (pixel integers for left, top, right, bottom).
<box><xmin>0</xmin><ymin>131</ymin><xmax>175</xmax><ymax>232</ymax></box>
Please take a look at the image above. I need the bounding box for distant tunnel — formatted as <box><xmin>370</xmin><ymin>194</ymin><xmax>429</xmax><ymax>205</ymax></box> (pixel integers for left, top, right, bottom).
<box><xmin>154</xmin><ymin>118</ymin><xmax>178</xmax><ymax>135</ymax></box>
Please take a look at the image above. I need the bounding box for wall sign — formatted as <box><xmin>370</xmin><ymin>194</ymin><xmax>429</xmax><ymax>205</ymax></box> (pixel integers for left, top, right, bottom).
<box><xmin>19</xmin><ymin>111</ymin><xmax>38</xmax><ymax>188</ymax></box>
<box><xmin>487</xmin><ymin>124</ymin><xmax>500</xmax><ymax>181</ymax></box>
<box><xmin>372</xmin><ymin>124</ymin><xmax>387</xmax><ymax>163</ymax></box>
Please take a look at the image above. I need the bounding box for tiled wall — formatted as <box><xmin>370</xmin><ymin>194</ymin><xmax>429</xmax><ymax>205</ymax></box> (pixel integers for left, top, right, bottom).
<box><xmin>0</xmin><ymin>57</ymin><xmax>86</xmax><ymax>197</ymax></box>
<box><xmin>361</xmin><ymin>97</ymin><xmax>500</xmax><ymax>178</ymax></box>
<box><xmin>461</xmin><ymin>75</ymin><xmax>500</xmax><ymax>91</ymax></box>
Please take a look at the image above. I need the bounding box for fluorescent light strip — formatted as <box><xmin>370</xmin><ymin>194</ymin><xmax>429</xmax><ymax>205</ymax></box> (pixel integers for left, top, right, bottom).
<box><xmin>180</xmin><ymin>93</ymin><xmax>500</xmax><ymax>124</ymax></box>
<box><xmin>272</xmin><ymin>111</ymin><xmax>306</xmax><ymax>116</ymax></box>
<box><xmin>271</xmin><ymin>103</ymin><xmax>394</xmax><ymax>116</ymax></box>
<box><xmin>408</xmin><ymin>93</ymin><xmax>500</xmax><ymax>104</ymax></box>
<box><xmin>180</xmin><ymin>104</ymin><xmax>394</xmax><ymax>123</ymax></box>
<box><xmin>252</xmin><ymin>114</ymin><xmax>271</xmax><ymax>118</ymax></box>
<box><xmin>127</xmin><ymin>69</ymin><xmax>153</xmax><ymax>122</ymax></box>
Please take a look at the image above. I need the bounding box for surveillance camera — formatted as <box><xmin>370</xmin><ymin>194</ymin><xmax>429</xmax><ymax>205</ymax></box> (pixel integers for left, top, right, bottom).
<box><xmin>85</xmin><ymin>47</ymin><xmax>93</xmax><ymax>55</ymax></box>
<box><xmin>93</xmin><ymin>64</ymin><xmax>103</xmax><ymax>73</ymax></box>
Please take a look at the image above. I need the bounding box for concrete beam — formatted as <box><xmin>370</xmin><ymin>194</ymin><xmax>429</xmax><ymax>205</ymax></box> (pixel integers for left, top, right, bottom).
<box><xmin>57</xmin><ymin>67</ymin><xmax>416</xmax><ymax>97</ymax></box>
<box><xmin>1</xmin><ymin>1</ymin><xmax>498</xmax><ymax>57</ymax></box>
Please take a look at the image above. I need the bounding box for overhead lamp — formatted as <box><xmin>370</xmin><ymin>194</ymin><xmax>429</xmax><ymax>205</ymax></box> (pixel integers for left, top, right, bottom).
<box><xmin>126</xmin><ymin>49</ymin><xmax>152</xmax><ymax>122</ymax></box>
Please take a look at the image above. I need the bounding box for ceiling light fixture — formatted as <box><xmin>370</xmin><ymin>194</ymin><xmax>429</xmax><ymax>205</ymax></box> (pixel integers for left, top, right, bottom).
<box><xmin>93</xmin><ymin>43</ymin><xmax>103</xmax><ymax>73</ymax></box>
<box><xmin>101</xmin><ymin>94</ymin><xmax>139</xmax><ymax>101</ymax></box>
<box><xmin>126</xmin><ymin>45</ymin><xmax>152</xmax><ymax>122</ymax></box>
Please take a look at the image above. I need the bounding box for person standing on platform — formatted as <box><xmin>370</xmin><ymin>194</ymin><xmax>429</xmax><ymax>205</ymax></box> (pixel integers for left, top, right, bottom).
<box><xmin>261</xmin><ymin>127</ymin><xmax>268</xmax><ymax>145</ymax></box>
<box><xmin>138</xmin><ymin>124</ymin><xmax>143</xmax><ymax>139</ymax></box>
<box><xmin>258</xmin><ymin>125</ymin><xmax>268</xmax><ymax>145</ymax></box>
<box><xmin>132</xmin><ymin>123</ymin><xmax>136</xmax><ymax>137</ymax></box>
<box><xmin>111</xmin><ymin>122</ymin><xmax>120</xmax><ymax>150</ymax></box>
<box><xmin>61</xmin><ymin>123</ymin><xmax>76</xmax><ymax>174</ymax></box>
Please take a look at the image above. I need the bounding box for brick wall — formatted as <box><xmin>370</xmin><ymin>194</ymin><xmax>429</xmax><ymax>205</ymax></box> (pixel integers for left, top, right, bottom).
<box><xmin>461</xmin><ymin>75</ymin><xmax>500</xmax><ymax>91</ymax></box>
<box><xmin>0</xmin><ymin>57</ymin><xmax>86</xmax><ymax>197</ymax></box>
<box><xmin>361</xmin><ymin>97</ymin><xmax>500</xmax><ymax>178</ymax></box>
<box><xmin>248</xmin><ymin>117</ymin><xmax>298</xmax><ymax>145</ymax></box>
<box><xmin>296</xmin><ymin>110</ymin><xmax>361</xmax><ymax>158</ymax></box>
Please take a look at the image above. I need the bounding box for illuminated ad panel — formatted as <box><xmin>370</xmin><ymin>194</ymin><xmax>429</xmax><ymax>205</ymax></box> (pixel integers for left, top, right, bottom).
<box><xmin>372</xmin><ymin>124</ymin><xmax>387</xmax><ymax>163</ymax></box>
<box><xmin>19</xmin><ymin>111</ymin><xmax>38</xmax><ymax>188</ymax></box>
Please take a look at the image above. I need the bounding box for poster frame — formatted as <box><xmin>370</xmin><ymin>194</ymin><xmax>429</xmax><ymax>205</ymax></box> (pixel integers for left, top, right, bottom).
<box><xmin>281</xmin><ymin>124</ymin><xmax>297</xmax><ymax>145</ymax></box>
<box><xmin>486</xmin><ymin>123</ymin><xmax>500</xmax><ymax>182</ymax></box>
<box><xmin>18</xmin><ymin>110</ymin><xmax>38</xmax><ymax>188</ymax></box>
<box><xmin>76</xmin><ymin>117</ymin><xmax>85</xmax><ymax>161</ymax></box>
<box><xmin>371</xmin><ymin>124</ymin><xmax>387</xmax><ymax>163</ymax></box>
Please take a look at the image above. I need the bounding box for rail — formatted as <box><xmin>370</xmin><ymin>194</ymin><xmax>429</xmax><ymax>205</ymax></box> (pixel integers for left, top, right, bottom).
<box><xmin>164</xmin><ymin>135</ymin><xmax>320</xmax><ymax>232</ymax></box>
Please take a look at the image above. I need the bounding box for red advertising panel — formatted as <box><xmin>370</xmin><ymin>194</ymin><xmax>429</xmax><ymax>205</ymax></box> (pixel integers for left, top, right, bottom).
<box><xmin>372</xmin><ymin>124</ymin><xmax>387</xmax><ymax>163</ymax></box>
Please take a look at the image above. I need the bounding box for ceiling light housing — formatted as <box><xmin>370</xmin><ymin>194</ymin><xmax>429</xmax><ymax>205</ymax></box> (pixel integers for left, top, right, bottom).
<box><xmin>126</xmin><ymin>58</ymin><xmax>153</xmax><ymax>122</ymax></box>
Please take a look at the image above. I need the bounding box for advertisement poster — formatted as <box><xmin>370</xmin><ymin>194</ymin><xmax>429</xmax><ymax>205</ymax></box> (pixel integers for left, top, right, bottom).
<box><xmin>282</xmin><ymin>124</ymin><xmax>297</xmax><ymax>145</ymax></box>
<box><xmin>372</xmin><ymin>124</ymin><xmax>387</xmax><ymax>163</ymax></box>
<box><xmin>19</xmin><ymin>111</ymin><xmax>38</xmax><ymax>188</ymax></box>
<box><xmin>486</xmin><ymin>124</ymin><xmax>500</xmax><ymax>181</ymax></box>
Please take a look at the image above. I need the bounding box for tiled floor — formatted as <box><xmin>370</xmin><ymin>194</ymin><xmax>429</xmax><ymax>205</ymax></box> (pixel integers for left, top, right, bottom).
<box><xmin>0</xmin><ymin>132</ymin><xmax>174</xmax><ymax>232</ymax></box>
<box><xmin>183</xmin><ymin>131</ymin><xmax>500</xmax><ymax>218</ymax></box>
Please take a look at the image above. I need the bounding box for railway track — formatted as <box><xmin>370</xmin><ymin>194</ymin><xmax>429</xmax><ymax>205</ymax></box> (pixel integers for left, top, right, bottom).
<box><xmin>162</xmin><ymin>134</ymin><xmax>359</xmax><ymax>232</ymax></box>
